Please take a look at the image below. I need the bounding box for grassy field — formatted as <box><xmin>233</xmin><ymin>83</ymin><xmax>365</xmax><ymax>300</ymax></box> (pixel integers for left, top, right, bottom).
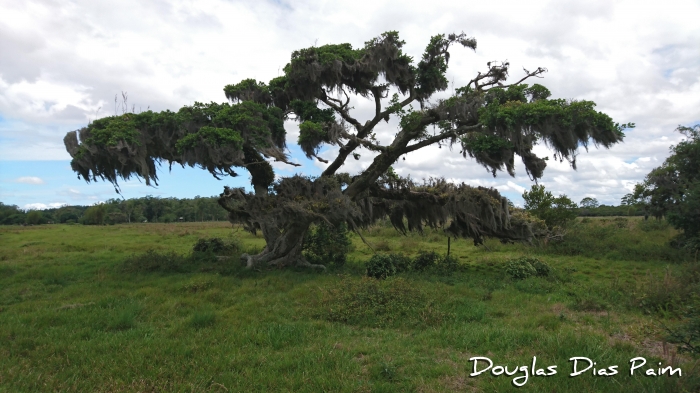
<box><xmin>1</xmin><ymin>218</ymin><xmax>698</xmax><ymax>392</ymax></box>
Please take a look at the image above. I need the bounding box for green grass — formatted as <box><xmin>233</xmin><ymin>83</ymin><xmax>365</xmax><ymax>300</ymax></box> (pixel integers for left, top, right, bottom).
<box><xmin>0</xmin><ymin>220</ymin><xmax>698</xmax><ymax>392</ymax></box>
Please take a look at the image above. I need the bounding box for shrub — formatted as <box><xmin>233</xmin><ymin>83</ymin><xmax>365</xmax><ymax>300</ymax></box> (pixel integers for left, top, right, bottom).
<box><xmin>303</xmin><ymin>222</ymin><xmax>352</xmax><ymax>267</ymax></box>
<box><xmin>638</xmin><ymin>269</ymin><xmax>689</xmax><ymax>315</ymax></box>
<box><xmin>389</xmin><ymin>253</ymin><xmax>412</xmax><ymax>273</ymax></box>
<box><xmin>366</xmin><ymin>254</ymin><xmax>398</xmax><ymax>279</ymax></box>
<box><xmin>530</xmin><ymin>258</ymin><xmax>553</xmax><ymax>277</ymax></box>
<box><xmin>192</xmin><ymin>237</ymin><xmax>240</xmax><ymax>255</ymax></box>
<box><xmin>366</xmin><ymin>251</ymin><xmax>460</xmax><ymax>277</ymax></box>
<box><xmin>505</xmin><ymin>258</ymin><xmax>537</xmax><ymax>280</ymax></box>
<box><xmin>413</xmin><ymin>251</ymin><xmax>441</xmax><ymax>271</ymax></box>
<box><xmin>505</xmin><ymin>257</ymin><xmax>551</xmax><ymax>279</ymax></box>
<box><xmin>193</xmin><ymin>237</ymin><xmax>226</xmax><ymax>253</ymax></box>
<box><xmin>435</xmin><ymin>254</ymin><xmax>460</xmax><ymax>275</ymax></box>
<box><xmin>650</xmin><ymin>263</ymin><xmax>700</xmax><ymax>355</ymax></box>
<box><xmin>664</xmin><ymin>307</ymin><xmax>700</xmax><ymax>355</ymax></box>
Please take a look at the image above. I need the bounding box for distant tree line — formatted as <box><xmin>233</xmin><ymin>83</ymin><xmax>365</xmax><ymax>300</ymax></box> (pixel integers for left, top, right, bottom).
<box><xmin>1</xmin><ymin>192</ymin><xmax>647</xmax><ymax>227</ymax></box>
<box><xmin>0</xmin><ymin>195</ymin><xmax>228</xmax><ymax>225</ymax></box>
<box><xmin>577</xmin><ymin>200</ymin><xmax>647</xmax><ymax>217</ymax></box>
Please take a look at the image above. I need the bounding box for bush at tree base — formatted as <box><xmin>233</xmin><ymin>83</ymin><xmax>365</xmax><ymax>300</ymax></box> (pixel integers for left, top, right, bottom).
<box><xmin>302</xmin><ymin>222</ymin><xmax>352</xmax><ymax>267</ymax></box>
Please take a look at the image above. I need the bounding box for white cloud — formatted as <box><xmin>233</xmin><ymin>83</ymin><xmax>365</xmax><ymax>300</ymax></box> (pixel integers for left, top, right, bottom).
<box><xmin>506</xmin><ymin>181</ymin><xmax>526</xmax><ymax>195</ymax></box>
<box><xmin>15</xmin><ymin>176</ymin><xmax>45</xmax><ymax>184</ymax></box>
<box><xmin>23</xmin><ymin>202</ymin><xmax>64</xmax><ymax>210</ymax></box>
<box><xmin>1</xmin><ymin>0</ymin><xmax>699</xmax><ymax>207</ymax></box>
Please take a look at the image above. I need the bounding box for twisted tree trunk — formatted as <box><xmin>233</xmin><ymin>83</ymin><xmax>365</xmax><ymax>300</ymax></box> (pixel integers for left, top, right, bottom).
<box><xmin>239</xmin><ymin>219</ymin><xmax>325</xmax><ymax>270</ymax></box>
<box><xmin>218</xmin><ymin>157</ymin><xmax>333</xmax><ymax>270</ymax></box>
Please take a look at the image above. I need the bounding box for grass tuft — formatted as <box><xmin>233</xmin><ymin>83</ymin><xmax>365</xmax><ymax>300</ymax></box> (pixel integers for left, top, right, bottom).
<box><xmin>189</xmin><ymin>310</ymin><xmax>216</xmax><ymax>329</ymax></box>
<box><xmin>318</xmin><ymin>276</ymin><xmax>448</xmax><ymax>328</ymax></box>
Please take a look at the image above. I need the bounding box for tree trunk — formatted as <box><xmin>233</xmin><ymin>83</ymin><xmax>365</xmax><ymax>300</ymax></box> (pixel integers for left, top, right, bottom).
<box><xmin>218</xmin><ymin>154</ymin><xmax>327</xmax><ymax>270</ymax></box>
<box><xmin>239</xmin><ymin>220</ymin><xmax>325</xmax><ymax>270</ymax></box>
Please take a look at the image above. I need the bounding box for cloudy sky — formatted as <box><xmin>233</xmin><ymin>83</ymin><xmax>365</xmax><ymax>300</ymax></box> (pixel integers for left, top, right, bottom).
<box><xmin>1</xmin><ymin>0</ymin><xmax>698</xmax><ymax>210</ymax></box>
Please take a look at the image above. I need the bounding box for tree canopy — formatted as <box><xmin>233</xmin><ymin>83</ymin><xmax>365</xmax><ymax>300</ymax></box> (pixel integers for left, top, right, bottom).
<box><xmin>64</xmin><ymin>31</ymin><xmax>629</xmax><ymax>269</ymax></box>
<box><xmin>522</xmin><ymin>184</ymin><xmax>578</xmax><ymax>229</ymax></box>
<box><xmin>579</xmin><ymin>197</ymin><xmax>599</xmax><ymax>209</ymax></box>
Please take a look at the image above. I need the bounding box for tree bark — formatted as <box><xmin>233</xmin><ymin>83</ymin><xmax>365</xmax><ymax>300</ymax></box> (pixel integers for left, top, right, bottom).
<box><xmin>239</xmin><ymin>219</ymin><xmax>324</xmax><ymax>270</ymax></box>
<box><xmin>219</xmin><ymin>156</ymin><xmax>327</xmax><ymax>270</ymax></box>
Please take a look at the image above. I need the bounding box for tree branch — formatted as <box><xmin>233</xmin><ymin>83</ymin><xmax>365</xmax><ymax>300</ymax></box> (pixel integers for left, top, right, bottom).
<box><xmin>319</xmin><ymin>97</ymin><xmax>363</xmax><ymax>132</ymax></box>
<box><xmin>270</xmin><ymin>156</ymin><xmax>302</xmax><ymax>167</ymax></box>
<box><xmin>362</xmin><ymin>89</ymin><xmax>415</xmax><ymax>138</ymax></box>
<box><xmin>499</xmin><ymin>67</ymin><xmax>547</xmax><ymax>89</ymax></box>
<box><xmin>325</xmin><ymin>94</ymin><xmax>344</xmax><ymax>106</ymax></box>
<box><xmin>402</xmin><ymin>123</ymin><xmax>481</xmax><ymax>154</ymax></box>
<box><xmin>340</xmin><ymin>131</ymin><xmax>388</xmax><ymax>153</ymax></box>
<box><xmin>467</xmin><ymin>64</ymin><xmax>547</xmax><ymax>92</ymax></box>
<box><xmin>371</xmin><ymin>86</ymin><xmax>385</xmax><ymax>118</ymax></box>
<box><xmin>321</xmin><ymin>140</ymin><xmax>360</xmax><ymax>176</ymax></box>
<box><xmin>324</xmin><ymin>87</ymin><xmax>352</xmax><ymax>111</ymax></box>
<box><xmin>313</xmin><ymin>154</ymin><xmax>328</xmax><ymax>163</ymax></box>
<box><xmin>322</xmin><ymin>90</ymin><xmax>415</xmax><ymax>176</ymax></box>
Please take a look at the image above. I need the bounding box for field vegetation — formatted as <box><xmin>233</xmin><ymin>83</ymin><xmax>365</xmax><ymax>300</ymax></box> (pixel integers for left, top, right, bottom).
<box><xmin>1</xmin><ymin>218</ymin><xmax>698</xmax><ymax>392</ymax></box>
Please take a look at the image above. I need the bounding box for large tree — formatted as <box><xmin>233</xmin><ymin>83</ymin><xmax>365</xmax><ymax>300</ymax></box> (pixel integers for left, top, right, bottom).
<box><xmin>633</xmin><ymin>125</ymin><xmax>700</xmax><ymax>252</ymax></box>
<box><xmin>64</xmin><ymin>31</ymin><xmax>628</xmax><ymax>269</ymax></box>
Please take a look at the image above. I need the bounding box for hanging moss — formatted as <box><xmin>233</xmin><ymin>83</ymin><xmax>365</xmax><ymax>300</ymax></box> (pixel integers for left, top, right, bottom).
<box><xmin>64</xmin><ymin>30</ymin><xmax>628</xmax><ymax>270</ymax></box>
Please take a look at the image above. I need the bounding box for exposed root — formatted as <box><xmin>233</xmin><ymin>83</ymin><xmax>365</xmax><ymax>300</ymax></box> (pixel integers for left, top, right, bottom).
<box><xmin>239</xmin><ymin>252</ymin><xmax>326</xmax><ymax>271</ymax></box>
<box><xmin>294</xmin><ymin>258</ymin><xmax>327</xmax><ymax>271</ymax></box>
<box><xmin>240</xmin><ymin>253</ymin><xmax>255</xmax><ymax>269</ymax></box>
